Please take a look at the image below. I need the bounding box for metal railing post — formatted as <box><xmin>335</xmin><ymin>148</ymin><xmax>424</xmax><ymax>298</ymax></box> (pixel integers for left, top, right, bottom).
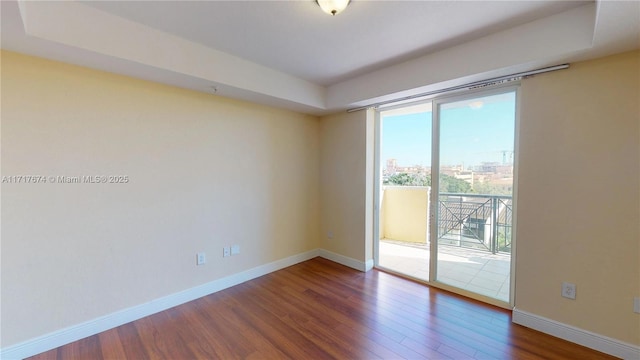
<box><xmin>492</xmin><ymin>197</ymin><xmax>498</xmax><ymax>254</ymax></box>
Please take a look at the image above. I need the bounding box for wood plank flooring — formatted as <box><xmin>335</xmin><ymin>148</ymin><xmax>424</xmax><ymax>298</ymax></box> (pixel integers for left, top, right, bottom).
<box><xmin>28</xmin><ymin>257</ymin><xmax>616</xmax><ymax>359</ymax></box>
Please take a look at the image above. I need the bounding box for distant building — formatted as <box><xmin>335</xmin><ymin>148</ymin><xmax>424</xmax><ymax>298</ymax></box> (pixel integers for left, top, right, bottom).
<box><xmin>384</xmin><ymin>158</ymin><xmax>429</xmax><ymax>177</ymax></box>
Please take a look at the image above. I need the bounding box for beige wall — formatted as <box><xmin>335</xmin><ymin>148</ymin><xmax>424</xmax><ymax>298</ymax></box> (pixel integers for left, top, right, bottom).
<box><xmin>381</xmin><ymin>187</ymin><xmax>429</xmax><ymax>243</ymax></box>
<box><xmin>319</xmin><ymin>110</ymin><xmax>371</xmax><ymax>262</ymax></box>
<box><xmin>516</xmin><ymin>50</ymin><xmax>639</xmax><ymax>345</ymax></box>
<box><xmin>0</xmin><ymin>51</ymin><xmax>320</xmax><ymax>347</ymax></box>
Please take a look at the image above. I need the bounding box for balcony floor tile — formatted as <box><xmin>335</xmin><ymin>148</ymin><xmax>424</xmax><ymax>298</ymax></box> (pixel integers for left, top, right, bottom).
<box><xmin>379</xmin><ymin>239</ymin><xmax>511</xmax><ymax>302</ymax></box>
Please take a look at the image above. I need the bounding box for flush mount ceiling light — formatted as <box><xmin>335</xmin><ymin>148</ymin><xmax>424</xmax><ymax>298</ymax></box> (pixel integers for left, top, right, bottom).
<box><xmin>316</xmin><ymin>0</ymin><xmax>350</xmax><ymax>16</ymax></box>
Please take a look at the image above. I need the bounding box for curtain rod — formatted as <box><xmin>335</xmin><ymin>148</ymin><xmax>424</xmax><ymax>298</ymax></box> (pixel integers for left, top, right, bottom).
<box><xmin>346</xmin><ymin>63</ymin><xmax>569</xmax><ymax>113</ymax></box>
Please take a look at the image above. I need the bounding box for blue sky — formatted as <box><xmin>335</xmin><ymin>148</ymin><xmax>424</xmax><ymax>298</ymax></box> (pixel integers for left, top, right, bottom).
<box><xmin>381</xmin><ymin>92</ymin><xmax>516</xmax><ymax>168</ymax></box>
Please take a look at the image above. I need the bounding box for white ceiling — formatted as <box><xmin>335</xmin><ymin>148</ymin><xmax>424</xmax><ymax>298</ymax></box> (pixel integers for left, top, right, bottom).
<box><xmin>81</xmin><ymin>0</ymin><xmax>588</xmax><ymax>86</ymax></box>
<box><xmin>2</xmin><ymin>1</ymin><xmax>639</xmax><ymax>115</ymax></box>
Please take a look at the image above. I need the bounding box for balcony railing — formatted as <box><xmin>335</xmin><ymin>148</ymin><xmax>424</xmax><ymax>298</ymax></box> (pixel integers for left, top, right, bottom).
<box><xmin>438</xmin><ymin>193</ymin><xmax>512</xmax><ymax>254</ymax></box>
<box><xmin>379</xmin><ymin>187</ymin><xmax>512</xmax><ymax>255</ymax></box>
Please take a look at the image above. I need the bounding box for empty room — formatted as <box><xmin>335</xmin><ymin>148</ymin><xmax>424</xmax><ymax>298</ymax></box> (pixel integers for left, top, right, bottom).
<box><xmin>1</xmin><ymin>1</ymin><xmax>639</xmax><ymax>359</ymax></box>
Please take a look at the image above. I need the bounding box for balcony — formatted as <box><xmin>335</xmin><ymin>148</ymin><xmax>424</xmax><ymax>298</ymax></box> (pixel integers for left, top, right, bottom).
<box><xmin>379</xmin><ymin>186</ymin><xmax>511</xmax><ymax>301</ymax></box>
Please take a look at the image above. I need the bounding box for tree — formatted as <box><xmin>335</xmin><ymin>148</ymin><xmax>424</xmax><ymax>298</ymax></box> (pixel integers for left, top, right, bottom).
<box><xmin>385</xmin><ymin>172</ymin><xmax>474</xmax><ymax>193</ymax></box>
<box><xmin>472</xmin><ymin>182</ymin><xmax>512</xmax><ymax>195</ymax></box>
<box><xmin>439</xmin><ymin>174</ymin><xmax>472</xmax><ymax>193</ymax></box>
<box><xmin>385</xmin><ymin>173</ymin><xmax>430</xmax><ymax>186</ymax></box>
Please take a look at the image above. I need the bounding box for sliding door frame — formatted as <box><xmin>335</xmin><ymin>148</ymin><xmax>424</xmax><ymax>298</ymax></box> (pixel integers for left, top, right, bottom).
<box><xmin>373</xmin><ymin>83</ymin><xmax>520</xmax><ymax>308</ymax></box>
<box><xmin>373</xmin><ymin>99</ymin><xmax>433</xmax><ymax>275</ymax></box>
<box><xmin>373</xmin><ymin>110</ymin><xmax>382</xmax><ymax>269</ymax></box>
<box><xmin>429</xmin><ymin>84</ymin><xmax>520</xmax><ymax>308</ymax></box>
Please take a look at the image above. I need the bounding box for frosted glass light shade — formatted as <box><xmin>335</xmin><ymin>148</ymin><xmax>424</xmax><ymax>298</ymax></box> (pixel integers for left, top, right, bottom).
<box><xmin>316</xmin><ymin>0</ymin><xmax>350</xmax><ymax>16</ymax></box>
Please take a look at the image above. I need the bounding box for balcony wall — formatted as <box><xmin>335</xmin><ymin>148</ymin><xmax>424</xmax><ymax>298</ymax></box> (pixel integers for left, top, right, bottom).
<box><xmin>380</xmin><ymin>186</ymin><xmax>429</xmax><ymax>243</ymax></box>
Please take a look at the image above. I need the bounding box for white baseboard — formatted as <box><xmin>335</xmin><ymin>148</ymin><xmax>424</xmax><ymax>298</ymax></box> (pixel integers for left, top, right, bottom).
<box><xmin>0</xmin><ymin>249</ymin><xmax>320</xmax><ymax>360</ymax></box>
<box><xmin>318</xmin><ymin>249</ymin><xmax>369</xmax><ymax>272</ymax></box>
<box><xmin>513</xmin><ymin>308</ymin><xmax>640</xmax><ymax>360</ymax></box>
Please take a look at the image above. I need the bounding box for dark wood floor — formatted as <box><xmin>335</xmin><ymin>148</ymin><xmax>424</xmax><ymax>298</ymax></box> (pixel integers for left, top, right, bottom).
<box><xmin>29</xmin><ymin>257</ymin><xmax>616</xmax><ymax>359</ymax></box>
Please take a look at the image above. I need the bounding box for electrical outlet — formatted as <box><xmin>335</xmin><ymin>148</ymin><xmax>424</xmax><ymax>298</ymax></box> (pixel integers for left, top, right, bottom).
<box><xmin>561</xmin><ymin>282</ymin><xmax>576</xmax><ymax>300</ymax></box>
<box><xmin>196</xmin><ymin>252</ymin><xmax>206</xmax><ymax>265</ymax></box>
<box><xmin>223</xmin><ymin>247</ymin><xmax>231</xmax><ymax>257</ymax></box>
<box><xmin>327</xmin><ymin>230</ymin><xmax>334</xmax><ymax>239</ymax></box>
<box><xmin>634</xmin><ymin>297</ymin><xmax>640</xmax><ymax>314</ymax></box>
<box><xmin>231</xmin><ymin>244</ymin><xmax>240</xmax><ymax>255</ymax></box>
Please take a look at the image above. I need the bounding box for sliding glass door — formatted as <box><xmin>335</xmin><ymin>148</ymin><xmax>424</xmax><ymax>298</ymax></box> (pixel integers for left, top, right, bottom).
<box><xmin>432</xmin><ymin>89</ymin><xmax>517</xmax><ymax>304</ymax></box>
<box><xmin>375</xmin><ymin>86</ymin><xmax>518</xmax><ymax>306</ymax></box>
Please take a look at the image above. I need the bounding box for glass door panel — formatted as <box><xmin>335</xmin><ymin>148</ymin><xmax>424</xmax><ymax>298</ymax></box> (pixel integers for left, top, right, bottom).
<box><xmin>377</xmin><ymin>102</ymin><xmax>432</xmax><ymax>281</ymax></box>
<box><xmin>434</xmin><ymin>90</ymin><xmax>516</xmax><ymax>303</ymax></box>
